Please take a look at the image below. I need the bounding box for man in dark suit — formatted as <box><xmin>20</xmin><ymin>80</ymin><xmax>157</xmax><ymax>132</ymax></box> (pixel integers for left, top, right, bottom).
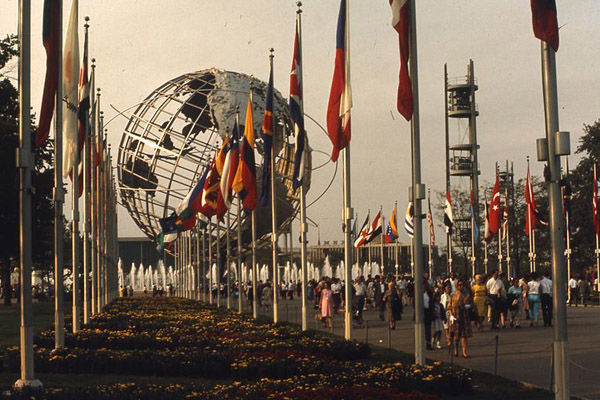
<box><xmin>374</xmin><ymin>275</ymin><xmax>386</xmax><ymax>321</ymax></box>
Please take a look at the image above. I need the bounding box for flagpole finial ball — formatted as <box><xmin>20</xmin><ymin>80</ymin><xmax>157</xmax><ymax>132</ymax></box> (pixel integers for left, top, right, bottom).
<box><xmin>91</xmin><ymin>58</ymin><xmax>96</xmax><ymax>65</ymax></box>
<box><xmin>297</xmin><ymin>1</ymin><xmax>303</xmax><ymax>10</ymax></box>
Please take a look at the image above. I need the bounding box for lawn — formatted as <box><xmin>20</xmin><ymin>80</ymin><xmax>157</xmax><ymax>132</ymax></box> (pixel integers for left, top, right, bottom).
<box><xmin>0</xmin><ymin>301</ymin><xmax>72</xmax><ymax>349</ymax></box>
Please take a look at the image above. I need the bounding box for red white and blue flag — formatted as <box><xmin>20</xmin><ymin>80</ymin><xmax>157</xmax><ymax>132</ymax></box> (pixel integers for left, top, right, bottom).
<box><xmin>290</xmin><ymin>15</ymin><xmax>305</xmax><ymax>189</ymax></box>
<box><xmin>530</xmin><ymin>0</ymin><xmax>559</xmax><ymax>52</ymax></box>
<box><xmin>593</xmin><ymin>165</ymin><xmax>599</xmax><ymax>236</ymax></box>
<box><xmin>220</xmin><ymin>119</ymin><xmax>240</xmax><ymax>209</ymax></box>
<box><xmin>389</xmin><ymin>0</ymin><xmax>413</xmax><ymax>121</ymax></box>
<box><xmin>326</xmin><ymin>0</ymin><xmax>352</xmax><ymax>163</ymax></box>
<box><xmin>176</xmin><ymin>162</ymin><xmax>210</xmax><ymax>223</ymax></box>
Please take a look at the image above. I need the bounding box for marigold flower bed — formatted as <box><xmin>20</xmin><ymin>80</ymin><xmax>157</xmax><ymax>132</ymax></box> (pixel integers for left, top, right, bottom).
<box><xmin>1</xmin><ymin>297</ymin><xmax>471</xmax><ymax>399</ymax></box>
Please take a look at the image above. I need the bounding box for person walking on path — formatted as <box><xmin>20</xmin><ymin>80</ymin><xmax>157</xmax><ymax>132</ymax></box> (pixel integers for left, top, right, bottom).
<box><xmin>507</xmin><ymin>278</ymin><xmax>522</xmax><ymax>328</ymax></box>
<box><xmin>449</xmin><ymin>279</ymin><xmax>472</xmax><ymax>358</ymax></box>
<box><xmin>568</xmin><ymin>274</ymin><xmax>578</xmax><ymax>306</ymax></box>
<box><xmin>424</xmin><ymin>280</ymin><xmax>434</xmax><ymax>350</ymax></box>
<box><xmin>527</xmin><ymin>272</ymin><xmax>541</xmax><ymax>326</ymax></box>
<box><xmin>383</xmin><ymin>281</ymin><xmax>402</xmax><ymax>330</ymax></box>
<box><xmin>520</xmin><ymin>274</ymin><xmax>530</xmax><ymax>319</ymax></box>
<box><xmin>431</xmin><ymin>293</ymin><xmax>446</xmax><ymax>349</ymax></box>
<box><xmin>374</xmin><ymin>275</ymin><xmax>386</xmax><ymax>321</ymax></box>
<box><xmin>262</xmin><ymin>283</ymin><xmax>273</xmax><ymax>312</ymax></box>
<box><xmin>486</xmin><ymin>270</ymin><xmax>504</xmax><ymax>330</ymax></box>
<box><xmin>471</xmin><ymin>274</ymin><xmax>487</xmax><ymax>331</ymax></box>
<box><xmin>353</xmin><ymin>277</ymin><xmax>367</xmax><ymax>324</ymax></box>
<box><xmin>319</xmin><ymin>281</ymin><xmax>333</xmax><ymax>328</ymax></box>
<box><xmin>440</xmin><ymin>283</ymin><xmax>452</xmax><ymax>346</ymax></box>
<box><xmin>540</xmin><ymin>271</ymin><xmax>553</xmax><ymax>327</ymax></box>
<box><xmin>578</xmin><ymin>277</ymin><xmax>589</xmax><ymax>307</ymax></box>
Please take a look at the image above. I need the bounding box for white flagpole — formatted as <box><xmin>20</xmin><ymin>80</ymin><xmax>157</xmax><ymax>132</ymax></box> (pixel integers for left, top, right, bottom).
<box><xmin>595</xmin><ymin>164</ymin><xmax>599</xmax><ymax>292</ymax></box>
<box><xmin>208</xmin><ymin>220</ymin><xmax>213</xmax><ymax>304</ymax></box>
<box><xmin>296</xmin><ymin>1</ymin><xmax>309</xmax><ymax>331</ymax></box>
<box><xmin>226</xmin><ymin>209</ymin><xmax>231</xmax><ymax>309</ymax></box>
<box><xmin>251</xmin><ymin>211</ymin><xmax>258</xmax><ymax>318</ymax></box>
<box><xmin>82</xmin><ymin>17</ymin><xmax>91</xmax><ymax>325</ymax></box>
<box><xmin>237</xmin><ymin>198</ymin><xmax>243</xmax><ymax>313</ymax></box>
<box><xmin>15</xmin><ymin>0</ymin><xmax>43</xmax><ymax>389</ymax></box>
<box><xmin>216</xmin><ymin>218</ymin><xmax>221</xmax><ymax>306</ymax></box>
<box><xmin>268</xmin><ymin>49</ymin><xmax>279</xmax><ymax>324</ymax></box>
<box><xmin>53</xmin><ymin>0</ymin><xmax>65</xmax><ymax>349</ymax></box>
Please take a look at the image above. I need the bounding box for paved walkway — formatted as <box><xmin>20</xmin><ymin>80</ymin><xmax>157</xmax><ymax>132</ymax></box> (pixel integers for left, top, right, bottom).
<box><xmin>207</xmin><ymin>295</ymin><xmax>600</xmax><ymax>400</ymax></box>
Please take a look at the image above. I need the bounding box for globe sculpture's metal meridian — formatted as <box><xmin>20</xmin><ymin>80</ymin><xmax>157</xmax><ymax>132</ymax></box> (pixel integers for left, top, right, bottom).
<box><xmin>117</xmin><ymin>69</ymin><xmax>311</xmax><ymax>248</ymax></box>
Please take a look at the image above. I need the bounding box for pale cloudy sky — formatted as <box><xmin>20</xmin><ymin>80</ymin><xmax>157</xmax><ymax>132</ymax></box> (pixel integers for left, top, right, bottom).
<box><xmin>1</xmin><ymin>0</ymin><xmax>599</xmax><ymax>244</ymax></box>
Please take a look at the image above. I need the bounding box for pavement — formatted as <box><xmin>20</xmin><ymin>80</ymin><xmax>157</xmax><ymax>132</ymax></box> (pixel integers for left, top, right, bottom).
<box><xmin>212</xmin><ymin>295</ymin><xmax>600</xmax><ymax>400</ymax></box>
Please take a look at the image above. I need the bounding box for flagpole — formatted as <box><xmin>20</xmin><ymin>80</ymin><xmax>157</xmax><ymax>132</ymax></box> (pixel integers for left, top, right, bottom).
<box><xmin>53</xmin><ymin>0</ymin><xmax>65</xmax><ymax>349</ymax></box>
<box><xmin>497</xmin><ymin>164</ymin><xmax>503</xmax><ymax>274</ymax></box>
<box><xmin>341</xmin><ymin>0</ymin><xmax>354</xmax><ymax>342</ymax></box>
<box><xmin>296</xmin><ymin>0</ymin><xmax>309</xmax><ymax>332</ymax></box>
<box><xmin>217</xmin><ymin>218</ymin><xmax>221</xmax><ymax>307</ymax></box>
<box><xmin>201</xmin><ymin>227</ymin><xmax>206</xmax><ymax>302</ymax></box>
<box><xmin>81</xmin><ymin>17</ymin><xmax>91</xmax><ymax>325</ymax></box>
<box><xmin>97</xmin><ymin>109</ymin><xmax>104</xmax><ymax>310</ymax></box>
<box><xmin>237</xmin><ymin>198</ymin><xmax>243</xmax><ymax>313</ymax></box>
<box><xmin>540</xmin><ymin>38</ymin><xmax>570</xmax><ymax>400</ymax></box>
<box><xmin>595</xmin><ymin>164</ymin><xmax>599</xmax><ymax>293</ymax></box>
<box><xmin>469</xmin><ymin>183</ymin><xmax>476</xmax><ymax>278</ymax></box>
<box><xmin>394</xmin><ymin>203</ymin><xmax>399</xmax><ymax>277</ymax></box>
<box><xmin>226</xmin><ymin>209</ymin><xmax>231</xmax><ymax>309</ymax></box>
<box><xmin>406</xmin><ymin>0</ymin><xmax>426</xmax><ymax>365</ymax></box>
<box><xmin>71</xmin><ymin>92</ymin><xmax>81</xmax><ymax>333</ymax></box>
<box><xmin>15</xmin><ymin>0</ymin><xmax>42</xmax><ymax>389</ymax></box>
<box><xmin>505</xmin><ymin>160</ymin><xmax>511</xmax><ymax>279</ymax></box>
<box><xmin>266</xmin><ymin>49</ymin><xmax>280</xmax><ymax>323</ymax></box>
<box><xmin>90</xmin><ymin>65</ymin><xmax>97</xmax><ymax>315</ymax></box>
<box><xmin>380</xmin><ymin>206</ymin><xmax>384</xmax><ymax>274</ymax></box>
<box><xmin>251</xmin><ymin>211</ymin><xmax>258</xmax><ymax>318</ymax></box>
<box><xmin>527</xmin><ymin>157</ymin><xmax>533</xmax><ymax>273</ymax></box>
<box><xmin>563</xmin><ymin>158</ymin><xmax>570</xmax><ymax>286</ymax></box>
<box><xmin>208</xmin><ymin>220</ymin><xmax>213</xmax><ymax>304</ymax></box>
<box><xmin>428</xmin><ymin>192</ymin><xmax>433</xmax><ymax>279</ymax></box>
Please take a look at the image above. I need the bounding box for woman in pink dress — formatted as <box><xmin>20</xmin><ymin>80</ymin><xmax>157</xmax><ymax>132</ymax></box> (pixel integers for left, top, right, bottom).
<box><xmin>320</xmin><ymin>282</ymin><xmax>333</xmax><ymax>328</ymax></box>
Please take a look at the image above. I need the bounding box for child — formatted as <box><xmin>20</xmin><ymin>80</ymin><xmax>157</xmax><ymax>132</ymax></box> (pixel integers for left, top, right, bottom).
<box><xmin>432</xmin><ymin>294</ymin><xmax>446</xmax><ymax>349</ymax></box>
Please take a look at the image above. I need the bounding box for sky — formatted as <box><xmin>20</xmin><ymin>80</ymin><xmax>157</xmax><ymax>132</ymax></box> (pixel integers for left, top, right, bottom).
<box><xmin>1</xmin><ymin>0</ymin><xmax>599</xmax><ymax>246</ymax></box>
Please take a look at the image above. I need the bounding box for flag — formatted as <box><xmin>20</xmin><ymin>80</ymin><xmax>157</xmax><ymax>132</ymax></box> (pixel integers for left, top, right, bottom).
<box><xmin>78</xmin><ymin>27</ymin><xmax>90</xmax><ymax>148</ymax></box>
<box><xmin>220</xmin><ymin>121</ymin><xmax>240</xmax><ymax>208</ymax></box>
<box><xmin>353</xmin><ymin>214</ymin><xmax>370</xmax><ymax>248</ymax></box>
<box><xmin>385</xmin><ymin>205</ymin><xmax>399</xmax><ymax>244</ymax></box>
<box><xmin>525</xmin><ymin>165</ymin><xmax>545</xmax><ymax>235</ymax></box>
<box><xmin>530</xmin><ymin>0</ymin><xmax>559</xmax><ymax>52</ymax></box>
<box><xmin>489</xmin><ymin>174</ymin><xmax>501</xmax><ymax>235</ymax></box>
<box><xmin>593</xmin><ymin>166</ymin><xmax>599</xmax><ymax>236</ymax></box>
<box><xmin>326</xmin><ymin>0</ymin><xmax>352</xmax><ymax>162</ymax></box>
<box><xmin>444</xmin><ymin>189</ymin><xmax>454</xmax><ymax>234</ymax></box>
<box><xmin>176</xmin><ymin>163</ymin><xmax>210</xmax><ymax>222</ymax></box>
<box><xmin>389</xmin><ymin>0</ymin><xmax>413</xmax><ymax>120</ymax></box>
<box><xmin>290</xmin><ymin>15</ymin><xmax>306</xmax><ymax>189</ymax></box>
<box><xmin>260</xmin><ymin>62</ymin><xmax>274</xmax><ymax>207</ymax></box>
<box><xmin>364</xmin><ymin>211</ymin><xmax>383</xmax><ymax>245</ymax></box>
<box><xmin>201</xmin><ymin>157</ymin><xmax>220</xmax><ymax>218</ymax></box>
<box><xmin>469</xmin><ymin>187</ymin><xmax>479</xmax><ymax>243</ymax></box>
<box><xmin>404</xmin><ymin>202</ymin><xmax>414</xmax><ymax>239</ymax></box>
<box><xmin>62</xmin><ymin>0</ymin><xmax>80</xmax><ymax>179</ymax></box>
<box><xmin>427</xmin><ymin>201</ymin><xmax>436</xmax><ymax>247</ymax></box>
<box><xmin>233</xmin><ymin>93</ymin><xmax>258</xmax><ymax>211</ymax></box>
<box><xmin>484</xmin><ymin>196</ymin><xmax>492</xmax><ymax>243</ymax></box>
<box><xmin>214</xmin><ymin>138</ymin><xmax>228</xmax><ymax>220</ymax></box>
<box><xmin>36</xmin><ymin>0</ymin><xmax>60</xmax><ymax>148</ymax></box>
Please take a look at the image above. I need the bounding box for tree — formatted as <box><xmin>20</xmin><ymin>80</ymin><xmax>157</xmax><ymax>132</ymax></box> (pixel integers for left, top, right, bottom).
<box><xmin>566</xmin><ymin>120</ymin><xmax>600</xmax><ymax>276</ymax></box>
<box><xmin>0</xmin><ymin>34</ymin><xmax>64</xmax><ymax>305</ymax></box>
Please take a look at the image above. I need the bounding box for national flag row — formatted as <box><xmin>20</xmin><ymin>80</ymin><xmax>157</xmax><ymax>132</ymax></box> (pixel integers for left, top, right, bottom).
<box><xmin>352</xmin><ymin>200</ymin><xmax>436</xmax><ymax>248</ymax></box>
<box><xmin>158</xmin><ymin>9</ymin><xmax>309</xmax><ymax>251</ymax></box>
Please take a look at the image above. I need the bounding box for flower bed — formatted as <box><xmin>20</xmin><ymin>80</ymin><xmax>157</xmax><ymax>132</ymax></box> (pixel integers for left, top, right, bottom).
<box><xmin>1</xmin><ymin>297</ymin><xmax>471</xmax><ymax>399</ymax></box>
